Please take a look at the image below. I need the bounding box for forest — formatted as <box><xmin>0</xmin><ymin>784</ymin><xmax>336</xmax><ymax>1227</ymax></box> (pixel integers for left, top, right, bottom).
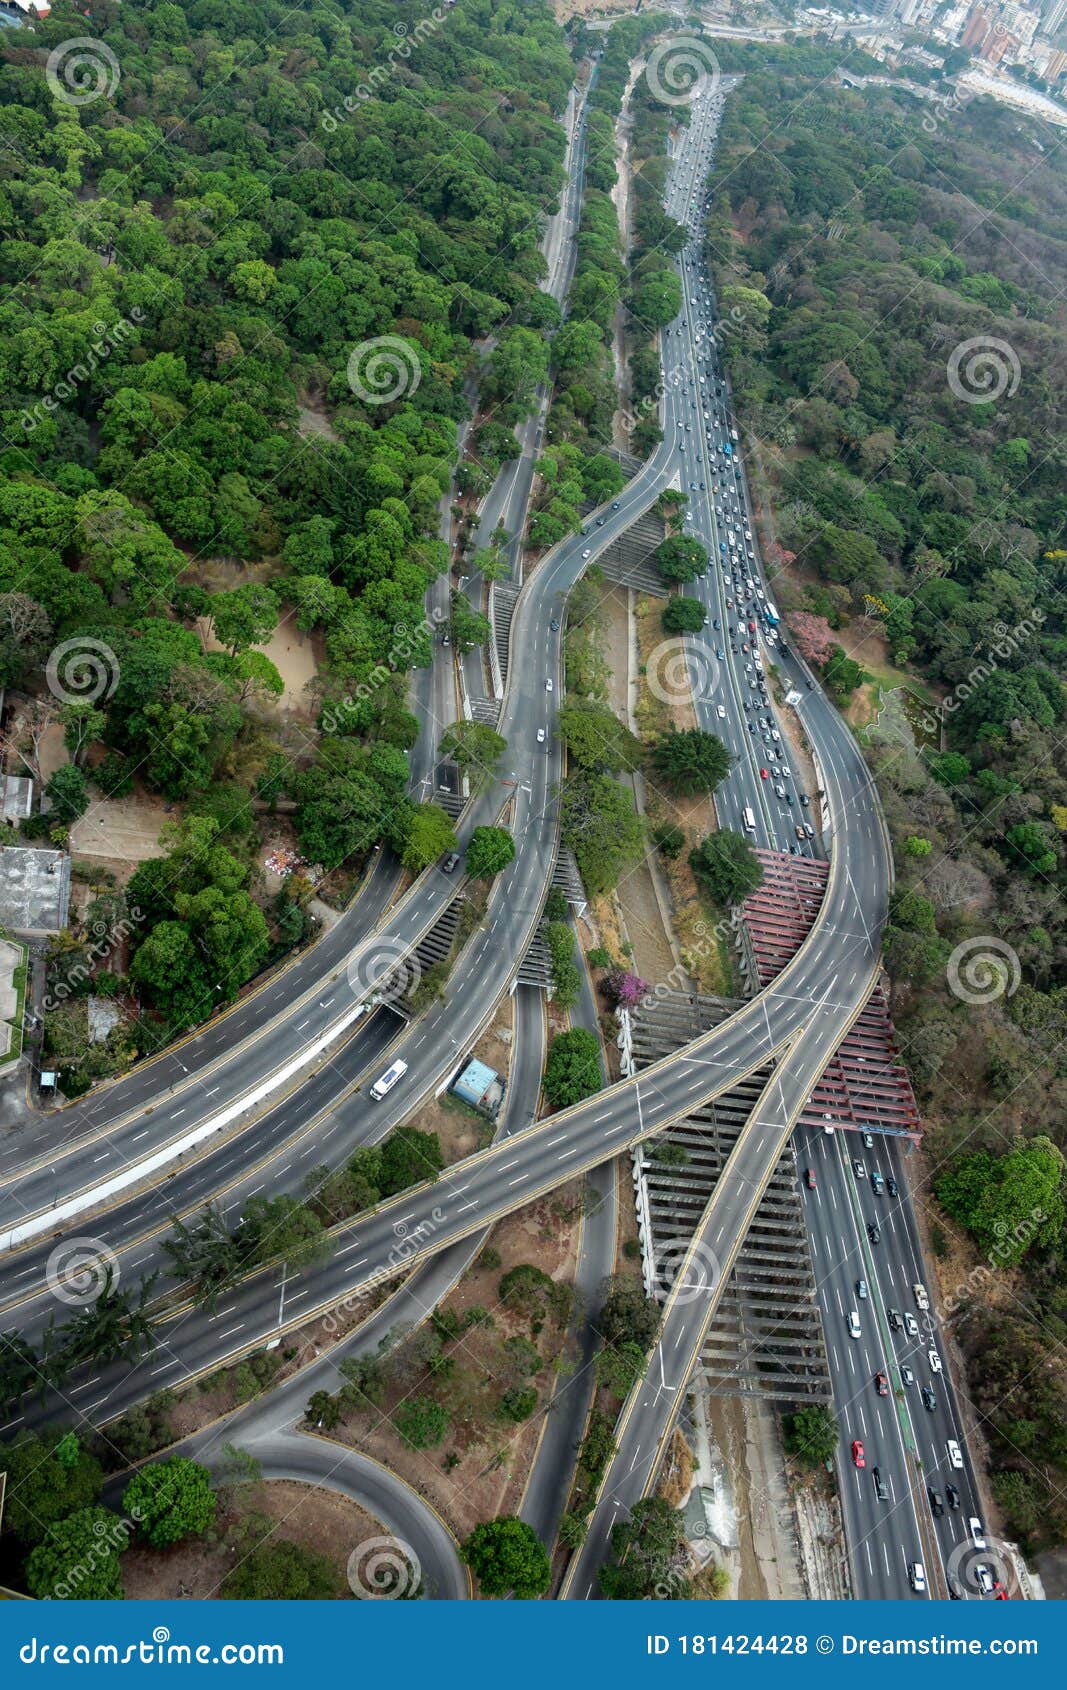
<box><xmin>0</xmin><ymin>0</ymin><xmax>573</xmax><ymax>1082</ymax></box>
<box><xmin>703</xmin><ymin>44</ymin><xmax>1067</xmax><ymax>1549</ymax></box>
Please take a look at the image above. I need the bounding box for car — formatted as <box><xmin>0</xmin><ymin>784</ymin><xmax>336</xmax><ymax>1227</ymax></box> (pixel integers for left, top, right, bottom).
<box><xmin>921</xmin><ymin>1386</ymin><xmax>937</xmax><ymax>1412</ymax></box>
<box><xmin>870</xmin><ymin>1169</ymin><xmax>885</xmax><ymax>1195</ymax></box>
<box><xmin>800</xmin><ymin>793</ymin><xmax>810</xmax><ymax>806</ymax></box>
<box><xmin>851</xmin><ymin>1439</ymin><xmax>865</xmax><ymax>1469</ymax></box>
<box><xmin>712</xmin><ymin>618</ymin><xmax>721</xmax><ymax>630</ymax></box>
<box><xmin>549</xmin><ymin>617</ymin><xmax>559</xmax><ymax>631</ymax></box>
<box><xmin>913</xmin><ymin>1282</ymin><xmax>930</xmax><ymax>1311</ymax></box>
<box><xmin>905</xmin><ymin>1312</ymin><xmax>919</xmax><ymax>1337</ymax></box>
<box><xmin>975</xmin><ymin>1565</ymin><xmax>995</xmax><ymax>1596</ymax></box>
<box><xmin>760</xmin><ymin>768</ymin><xmax>769</xmax><ymax>780</ymax></box>
<box><xmin>969</xmin><ymin>1517</ymin><xmax>987</xmax><ymax>1550</ymax></box>
<box><xmin>716</xmin><ymin>704</ymin><xmax>727</xmax><ymax>720</ymax></box>
<box><xmin>867</xmin><ymin>1222</ymin><xmax>881</xmax><ymax>1244</ymax></box>
<box><xmin>536</xmin><ymin>728</ymin><xmax>546</xmax><ymax>744</ymax></box>
<box><xmin>581</xmin><ymin>548</ymin><xmax>591</xmax><ymax>559</ymax></box>
<box><xmin>848</xmin><ymin>1310</ymin><xmax>861</xmax><ymax>1339</ymax></box>
<box><xmin>901</xmin><ymin>1365</ymin><xmax>915</xmax><ymax>1387</ymax></box>
<box><xmin>545</xmin><ymin>678</ymin><xmax>553</xmax><ymax>692</ymax></box>
<box><xmin>804</xmin><ymin>822</ymin><xmax>815</xmax><ymax>838</ymax></box>
<box><xmin>611</xmin><ymin>501</ymin><xmax>621</xmax><ymax>511</ymax></box>
<box><xmin>946</xmin><ymin>1484</ymin><xmax>961</xmax><ymax>1510</ymax></box>
<box><xmin>874</xmin><ymin>1371</ymin><xmax>888</xmax><ymax>1397</ymax></box>
<box><xmin>716</xmin><ymin>648</ymin><xmax>725</xmax><ymax>659</ymax></box>
<box><xmin>856</xmin><ymin>1279</ymin><xmax>869</xmax><ymax>1301</ymax></box>
<box><xmin>440</xmin><ymin>852</ymin><xmax>461</xmax><ymax>874</ymax></box>
<box><xmin>909</xmin><ymin>1562</ymin><xmax>926</xmax><ymax>1593</ymax></box>
<box><xmin>804</xmin><ymin>1167</ymin><xmax>816</xmax><ymax>1191</ymax></box>
<box><xmin>928</xmin><ymin>1487</ymin><xmax>945</xmax><ymax>1517</ymax></box>
<box><xmin>888</xmin><ymin>1308</ymin><xmax>903</xmax><ymax>1332</ymax></box>
<box><xmin>928</xmin><ymin>1349</ymin><xmax>942</xmax><ymax>1374</ymax></box>
<box><xmin>862</xmin><ymin>1132</ymin><xmax>874</xmax><ymax>1149</ymax></box>
<box><xmin>852</xmin><ymin>1159</ymin><xmax>866</xmax><ymax>1178</ymax></box>
<box><xmin>886</xmin><ymin>1176</ymin><xmax>899</xmax><ymax>1198</ymax></box>
<box><xmin>872</xmin><ymin>1467</ymin><xmax>889</xmax><ymax>1502</ymax></box>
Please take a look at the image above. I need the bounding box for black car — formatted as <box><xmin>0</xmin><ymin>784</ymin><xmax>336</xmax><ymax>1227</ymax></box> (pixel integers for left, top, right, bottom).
<box><xmin>611</xmin><ymin>500</ymin><xmax>621</xmax><ymax>511</ymax></box>
<box><xmin>946</xmin><ymin>1484</ymin><xmax>961</xmax><ymax>1511</ymax></box>
<box><xmin>886</xmin><ymin>1176</ymin><xmax>899</xmax><ymax>1198</ymax></box>
<box><xmin>873</xmin><ymin>1467</ymin><xmax>889</xmax><ymax>1502</ymax></box>
<box><xmin>921</xmin><ymin>1386</ymin><xmax>937</xmax><ymax>1413</ymax></box>
<box><xmin>867</xmin><ymin>1221</ymin><xmax>881</xmax><ymax>1244</ymax></box>
<box><xmin>549</xmin><ymin>617</ymin><xmax>559</xmax><ymax>631</ymax></box>
<box><xmin>928</xmin><ymin>1487</ymin><xmax>945</xmax><ymax>1517</ymax></box>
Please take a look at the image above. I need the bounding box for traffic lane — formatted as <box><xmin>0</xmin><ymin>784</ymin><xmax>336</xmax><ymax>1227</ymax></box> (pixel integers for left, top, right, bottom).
<box><xmin>17</xmin><ymin>947</ymin><xmax>872</xmax><ymax>1438</ymax></box>
<box><xmin>824</xmin><ymin>1129</ymin><xmax>930</xmax><ymax>1599</ymax></box>
<box><xmin>0</xmin><ymin>1008</ymin><xmax>403</xmax><ymax>1331</ymax></box>
<box><xmin>839</xmin><ymin>1137</ymin><xmax>983</xmax><ymax>1594</ymax></box>
<box><xmin>0</xmin><ymin>844</ymin><xmax>403</xmax><ymax>1170</ymax></box>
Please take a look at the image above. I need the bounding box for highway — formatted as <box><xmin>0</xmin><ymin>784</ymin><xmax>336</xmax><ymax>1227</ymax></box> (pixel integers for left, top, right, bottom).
<box><xmin>0</xmin><ymin>71</ymin><xmax>599</xmax><ymax>1253</ymax></box>
<box><xmin>2</xmin><ymin>54</ymin><xmax>980</xmax><ymax>1609</ymax></box>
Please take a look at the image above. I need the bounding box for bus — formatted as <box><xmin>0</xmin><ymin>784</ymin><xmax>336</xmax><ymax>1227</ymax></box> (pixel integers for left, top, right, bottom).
<box><xmin>764</xmin><ymin>601</ymin><xmax>779</xmax><ymax>626</ymax></box>
<box><xmin>742</xmin><ymin>805</ymin><xmax>756</xmax><ymax>833</ymax></box>
<box><xmin>370</xmin><ymin>1059</ymin><xmax>407</xmax><ymax>1101</ymax></box>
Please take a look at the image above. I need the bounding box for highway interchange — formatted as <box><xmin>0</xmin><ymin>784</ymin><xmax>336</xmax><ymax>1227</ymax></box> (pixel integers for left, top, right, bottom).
<box><xmin>1</xmin><ymin>58</ymin><xmax>988</xmax><ymax>1604</ymax></box>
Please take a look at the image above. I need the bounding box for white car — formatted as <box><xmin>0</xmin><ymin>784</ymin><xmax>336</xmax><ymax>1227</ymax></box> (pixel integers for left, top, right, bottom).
<box><xmin>947</xmin><ymin>1439</ymin><xmax>964</xmax><ymax>1469</ymax></box>
<box><xmin>716</xmin><ymin>704</ymin><xmax>726</xmax><ymax>719</ymax></box>
<box><xmin>904</xmin><ymin>1313</ymin><xmax>919</xmax><ymax>1337</ymax></box>
<box><xmin>968</xmin><ymin>1517</ymin><xmax>987</xmax><ymax>1551</ymax></box>
<box><xmin>545</xmin><ymin>679</ymin><xmax>553</xmax><ymax>693</ymax></box>
<box><xmin>928</xmin><ymin>1348</ymin><xmax>942</xmax><ymax>1373</ymax></box>
<box><xmin>536</xmin><ymin>728</ymin><xmax>546</xmax><ymax>744</ymax></box>
<box><xmin>581</xmin><ymin>547</ymin><xmax>591</xmax><ymax>559</ymax></box>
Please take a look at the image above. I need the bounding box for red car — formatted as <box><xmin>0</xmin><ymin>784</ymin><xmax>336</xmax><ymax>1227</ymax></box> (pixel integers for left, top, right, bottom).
<box><xmin>804</xmin><ymin>1167</ymin><xmax>816</xmax><ymax>1190</ymax></box>
<box><xmin>748</xmin><ymin>620</ymin><xmax>756</xmax><ymax>632</ymax></box>
<box><xmin>851</xmin><ymin>1440</ymin><xmax>865</xmax><ymax>1469</ymax></box>
<box><xmin>760</xmin><ymin>767</ymin><xmax>769</xmax><ymax>780</ymax></box>
<box><xmin>874</xmin><ymin>1371</ymin><xmax>888</xmax><ymax>1397</ymax></box>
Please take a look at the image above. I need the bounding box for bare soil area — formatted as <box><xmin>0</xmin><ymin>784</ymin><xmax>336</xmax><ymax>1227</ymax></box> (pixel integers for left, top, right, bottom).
<box><xmin>334</xmin><ymin>1182</ymin><xmax>585</xmax><ymax>1546</ymax></box>
<box><xmin>122</xmin><ymin>1479</ymin><xmax>378</xmax><ymax>1600</ymax></box>
<box><xmin>69</xmin><ymin>787</ymin><xmax>169</xmax><ymax>872</ymax></box>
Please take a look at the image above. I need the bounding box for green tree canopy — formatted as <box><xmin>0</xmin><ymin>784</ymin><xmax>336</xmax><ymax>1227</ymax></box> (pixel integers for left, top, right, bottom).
<box><xmin>461</xmin><ymin>1516</ymin><xmax>551</xmax><ymax>1599</ymax></box>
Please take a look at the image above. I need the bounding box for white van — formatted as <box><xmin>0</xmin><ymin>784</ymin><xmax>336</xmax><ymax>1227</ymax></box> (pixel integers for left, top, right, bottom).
<box><xmin>370</xmin><ymin>1059</ymin><xmax>407</xmax><ymax>1101</ymax></box>
<box><xmin>909</xmin><ymin>1562</ymin><xmax>926</xmax><ymax>1593</ymax></box>
<box><xmin>946</xmin><ymin>1439</ymin><xmax>964</xmax><ymax>1470</ymax></box>
<box><xmin>848</xmin><ymin>1311</ymin><xmax>861</xmax><ymax>1339</ymax></box>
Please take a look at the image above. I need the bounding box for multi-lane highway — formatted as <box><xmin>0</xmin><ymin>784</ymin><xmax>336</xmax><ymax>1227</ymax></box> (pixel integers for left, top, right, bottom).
<box><xmin>1</xmin><ymin>52</ymin><xmax>979</xmax><ymax>1608</ymax></box>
